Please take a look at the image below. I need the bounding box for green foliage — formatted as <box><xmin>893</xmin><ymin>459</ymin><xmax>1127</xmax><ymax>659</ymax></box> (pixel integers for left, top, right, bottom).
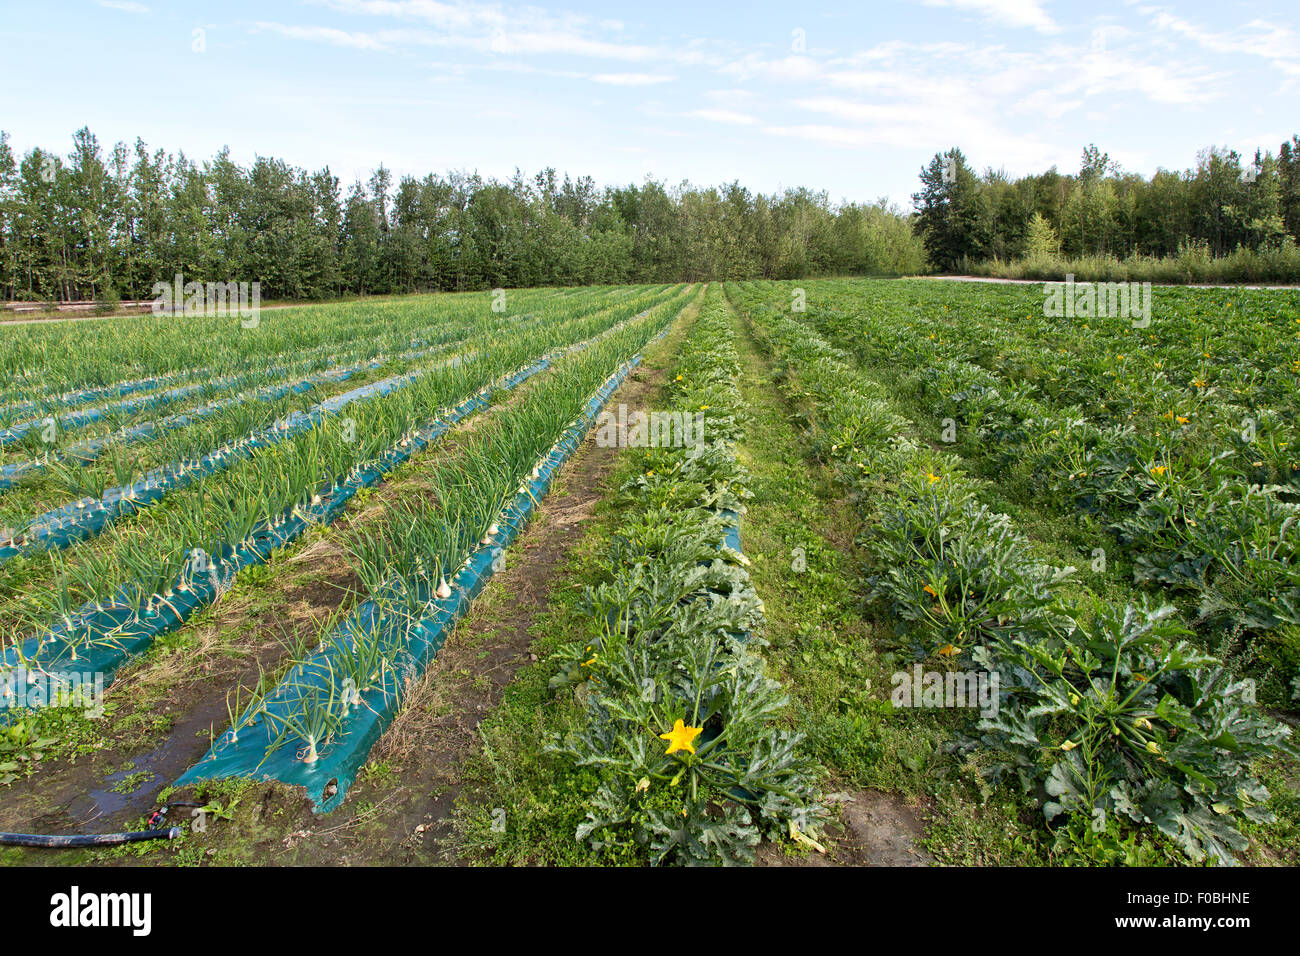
<box><xmin>912</xmin><ymin>148</ymin><xmax>990</xmax><ymax>271</ymax></box>
<box><xmin>0</xmin><ymin>127</ymin><xmax>925</xmax><ymax>304</ymax></box>
<box><xmin>1024</xmin><ymin>212</ymin><xmax>1060</xmax><ymax>258</ymax></box>
<box><xmin>863</xmin><ymin>481</ymin><xmax>1075</xmax><ymax>658</ymax></box>
<box><xmin>969</xmin><ymin>604</ymin><xmax>1297</xmax><ymax>864</ymax></box>
<box><xmin>917</xmin><ymin>137</ymin><xmax>1300</xmax><ymax>279</ymax></box>
<box><xmin>551</xmin><ymin>291</ymin><xmax>822</xmax><ymax>864</ymax></box>
<box><xmin>729</xmin><ymin>278</ymin><xmax>1300</xmax><ymax>864</ymax></box>
<box><xmin>91</xmin><ymin>287</ymin><xmax>120</xmax><ymax>315</ymax></box>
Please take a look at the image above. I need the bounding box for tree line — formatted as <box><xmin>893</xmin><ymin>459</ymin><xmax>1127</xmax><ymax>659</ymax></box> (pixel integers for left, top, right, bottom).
<box><xmin>0</xmin><ymin>127</ymin><xmax>925</xmax><ymax>303</ymax></box>
<box><xmin>912</xmin><ymin>138</ymin><xmax>1300</xmax><ymax>273</ymax></box>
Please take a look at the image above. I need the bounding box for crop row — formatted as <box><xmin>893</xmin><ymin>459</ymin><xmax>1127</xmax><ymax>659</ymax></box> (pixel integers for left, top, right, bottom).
<box><xmin>0</xmin><ymin>289</ymin><xmax>694</xmax><ymax>667</ymax></box>
<box><xmin>0</xmin><ymin>285</ymin><xmax>681</xmax><ymax>481</ymax></box>
<box><xmin>753</xmin><ymin>279</ymin><xmax>1300</xmax><ymax>707</ymax></box>
<box><xmin>175</xmin><ymin>294</ymin><xmax>690</xmax><ymax>807</ymax></box>
<box><xmin>1</xmin><ymin>284</ymin><xmax>667</xmax><ymax>401</ymax></box>
<box><xmin>726</xmin><ymin>281</ymin><xmax>1297</xmax><ymax>865</ymax></box>
<box><xmin>0</xmin><ymin>285</ymin><xmax>691</xmax><ymax>566</ymax></box>
<box><xmin>550</xmin><ymin>286</ymin><xmax>821</xmax><ymax>865</ymax></box>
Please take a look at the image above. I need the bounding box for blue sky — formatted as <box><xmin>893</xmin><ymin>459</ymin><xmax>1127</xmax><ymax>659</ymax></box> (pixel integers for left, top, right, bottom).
<box><xmin>4</xmin><ymin>0</ymin><xmax>1298</xmax><ymax>208</ymax></box>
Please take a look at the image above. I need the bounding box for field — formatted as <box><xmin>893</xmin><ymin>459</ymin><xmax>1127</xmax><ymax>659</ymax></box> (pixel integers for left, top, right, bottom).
<box><xmin>1</xmin><ymin>279</ymin><xmax>1298</xmax><ymax>867</ymax></box>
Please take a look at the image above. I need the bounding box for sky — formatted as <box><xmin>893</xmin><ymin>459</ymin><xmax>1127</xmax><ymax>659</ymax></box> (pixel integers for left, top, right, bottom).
<box><xmin>3</xmin><ymin>0</ymin><xmax>1298</xmax><ymax>208</ymax></box>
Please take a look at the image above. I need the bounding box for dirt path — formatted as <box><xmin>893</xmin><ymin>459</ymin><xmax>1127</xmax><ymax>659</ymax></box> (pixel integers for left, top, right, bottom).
<box><xmin>757</xmin><ymin>790</ymin><xmax>932</xmax><ymax>866</ymax></box>
<box><xmin>723</xmin><ymin>290</ymin><xmax>935</xmax><ymax>868</ymax></box>
<box><xmin>0</xmin><ymin>347</ymin><xmax>586</xmax><ymax>855</ymax></box>
<box><xmin>176</xmin><ymin>297</ymin><xmax>701</xmax><ymax>866</ymax></box>
<box><xmin>308</xmin><ymin>357</ymin><xmax>677</xmax><ymax>864</ymax></box>
<box><xmin>0</xmin><ymin>295</ymin><xmax>701</xmax><ymax>866</ymax></box>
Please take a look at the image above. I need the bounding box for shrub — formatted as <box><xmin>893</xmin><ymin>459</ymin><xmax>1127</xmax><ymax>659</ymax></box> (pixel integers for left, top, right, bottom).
<box><xmin>966</xmin><ymin>604</ymin><xmax>1298</xmax><ymax>864</ymax></box>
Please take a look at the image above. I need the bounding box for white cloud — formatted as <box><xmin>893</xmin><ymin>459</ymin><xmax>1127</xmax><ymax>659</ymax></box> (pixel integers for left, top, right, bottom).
<box><xmin>302</xmin><ymin>0</ymin><xmax>694</xmax><ymax>65</ymax></box>
<box><xmin>764</xmin><ymin>124</ymin><xmax>872</xmax><ymax>147</ymax></box>
<box><xmin>685</xmin><ymin>109</ymin><xmax>757</xmax><ymax>125</ymax></box>
<box><xmin>96</xmin><ymin>0</ymin><xmax>149</xmax><ymax>12</ymax></box>
<box><xmin>1143</xmin><ymin>8</ymin><xmax>1300</xmax><ymax>76</ymax></box>
<box><xmin>590</xmin><ymin>73</ymin><xmax>675</xmax><ymax>86</ymax></box>
<box><xmin>229</xmin><ymin>0</ymin><xmax>1294</xmax><ymax>204</ymax></box>
<box><xmin>915</xmin><ymin>0</ymin><xmax>1059</xmax><ymax>34</ymax></box>
<box><xmin>308</xmin><ymin>0</ymin><xmax>506</xmax><ymax>31</ymax></box>
<box><xmin>704</xmin><ymin>88</ymin><xmax>756</xmax><ymax>104</ymax></box>
<box><xmin>1010</xmin><ymin>88</ymin><xmax>1083</xmax><ymax>118</ymax></box>
<box><xmin>253</xmin><ymin>22</ymin><xmax>391</xmax><ymax>50</ymax></box>
<box><xmin>718</xmin><ymin>52</ymin><xmax>827</xmax><ymax>83</ymax></box>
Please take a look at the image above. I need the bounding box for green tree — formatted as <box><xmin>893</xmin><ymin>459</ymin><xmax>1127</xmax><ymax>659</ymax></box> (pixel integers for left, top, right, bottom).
<box><xmin>1024</xmin><ymin>211</ymin><xmax>1059</xmax><ymax>257</ymax></box>
<box><xmin>911</xmin><ymin>148</ymin><xmax>989</xmax><ymax>270</ymax></box>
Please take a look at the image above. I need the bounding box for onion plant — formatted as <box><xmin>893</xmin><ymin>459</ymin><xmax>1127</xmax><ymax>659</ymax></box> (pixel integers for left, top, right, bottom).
<box><xmin>213</xmin><ymin>288</ymin><xmax>693</xmax><ymax>771</ymax></box>
<box><xmin>0</xmin><ymin>285</ymin><xmax>690</xmax><ymax>677</ymax></box>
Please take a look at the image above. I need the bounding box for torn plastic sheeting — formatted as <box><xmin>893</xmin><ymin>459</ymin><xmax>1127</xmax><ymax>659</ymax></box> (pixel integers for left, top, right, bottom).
<box><xmin>1</xmin><ymin>300</ymin><xmax>656</xmax><ymax>559</ymax></box>
<box><xmin>0</xmin><ymin>358</ymin><xmax>378</xmax><ymax>492</ymax></box>
<box><xmin>0</xmin><ymin>318</ymin><xmax>478</xmax><ymax>446</ymax></box>
<box><xmin>0</xmin><ymin>368</ymin><xmax>215</xmax><ymax>421</ymax></box>
<box><xmin>176</xmin><ymin>350</ymin><xmax>650</xmax><ymax>812</ymax></box>
<box><xmin>0</xmin><ymin>359</ymin><xmax>549</xmax><ymax>700</ymax></box>
<box><xmin>0</xmin><ymin>335</ymin><xmax>475</xmax><ymax>493</ymax></box>
<box><xmin>0</xmin><ymin>352</ymin><xmax>481</xmax><ymax>563</ymax></box>
<box><xmin>0</xmin><ymin>367</ymin><xmax>281</xmax><ymax>445</ymax></box>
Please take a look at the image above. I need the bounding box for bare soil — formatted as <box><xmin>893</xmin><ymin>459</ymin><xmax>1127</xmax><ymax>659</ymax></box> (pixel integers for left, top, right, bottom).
<box><xmin>0</xmin><ymin>332</ymin><xmax>676</xmax><ymax>864</ymax></box>
<box><xmin>756</xmin><ymin>790</ymin><xmax>933</xmax><ymax>867</ymax></box>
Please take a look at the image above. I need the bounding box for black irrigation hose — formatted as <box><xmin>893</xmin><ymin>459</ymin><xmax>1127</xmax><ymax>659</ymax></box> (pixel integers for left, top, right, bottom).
<box><xmin>0</xmin><ymin>800</ymin><xmax>203</xmax><ymax>848</ymax></box>
<box><xmin>0</xmin><ymin>827</ymin><xmax>181</xmax><ymax>848</ymax></box>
